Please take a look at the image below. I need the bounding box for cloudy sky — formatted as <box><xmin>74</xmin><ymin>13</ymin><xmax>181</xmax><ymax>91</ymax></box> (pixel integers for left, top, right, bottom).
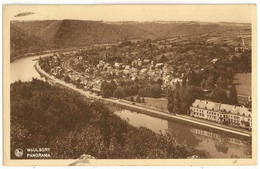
<box><xmin>4</xmin><ymin>5</ymin><xmax>255</xmax><ymax>23</ymax></box>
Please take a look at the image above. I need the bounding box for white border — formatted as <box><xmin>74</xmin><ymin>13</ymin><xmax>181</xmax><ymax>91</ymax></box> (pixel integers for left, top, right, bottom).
<box><xmin>1</xmin><ymin>1</ymin><xmax>259</xmax><ymax>169</ymax></box>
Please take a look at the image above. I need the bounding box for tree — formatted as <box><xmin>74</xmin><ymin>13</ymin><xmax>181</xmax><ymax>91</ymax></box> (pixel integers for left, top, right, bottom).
<box><xmin>187</xmin><ymin>70</ymin><xmax>202</xmax><ymax>86</ymax></box>
<box><xmin>39</xmin><ymin>57</ymin><xmax>43</xmax><ymax>65</ymax></box>
<box><xmin>216</xmin><ymin>76</ymin><xmax>227</xmax><ymax>89</ymax></box>
<box><xmin>175</xmin><ymin>82</ymin><xmax>181</xmax><ymax>89</ymax></box>
<box><xmin>151</xmin><ymin>84</ymin><xmax>162</xmax><ymax>98</ymax></box>
<box><xmin>180</xmin><ymin>86</ymin><xmax>204</xmax><ymax>115</ymax></box>
<box><xmin>64</xmin><ymin>76</ymin><xmax>71</xmax><ymax>82</ymax></box>
<box><xmin>200</xmin><ymin>79</ymin><xmax>206</xmax><ymax>89</ymax></box>
<box><xmin>141</xmin><ymin>97</ymin><xmax>145</xmax><ymax>103</ymax></box>
<box><xmin>113</xmin><ymin>87</ymin><xmax>125</xmax><ymax>99</ymax></box>
<box><xmin>205</xmin><ymin>76</ymin><xmax>215</xmax><ymax>89</ymax></box>
<box><xmin>172</xmin><ymin>90</ymin><xmax>181</xmax><ymax>114</ymax></box>
<box><xmin>11</xmin><ymin>79</ymin><xmax>206</xmax><ymax>159</ymax></box>
<box><xmin>229</xmin><ymin>84</ymin><xmax>238</xmax><ymax>105</ymax></box>
<box><xmin>101</xmin><ymin>81</ymin><xmax>117</xmax><ymax>98</ymax></box>
<box><xmin>136</xmin><ymin>95</ymin><xmax>141</xmax><ymax>103</ymax></box>
<box><xmin>156</xmin><ymin>78</ymin><xmax>163</xmax><ymax>85</ymax></box>
<box><xmin>182</xmin><ymin>76</ymin><xmax>187</xmax><ymax>87</ymax></box>
<box><xmin>167</xmin><ymin>89</ymin><xmax>174</xmax><ymax>113</ymax></box>
<box><xmin>211</xmin><ymin>87</ymin><xmax>229</xmax><ymax>104</ymax></box>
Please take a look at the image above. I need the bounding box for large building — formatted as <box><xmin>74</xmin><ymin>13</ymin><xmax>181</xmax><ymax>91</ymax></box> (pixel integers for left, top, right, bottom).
<box><xmin>190</xmin><ymin>99</ymin><xmax>252</xmax><ymax>130</ymax></box>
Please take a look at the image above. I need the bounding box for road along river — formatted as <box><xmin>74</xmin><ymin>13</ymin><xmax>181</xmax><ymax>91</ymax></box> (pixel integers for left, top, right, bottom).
<box><xmin>11</xmin><ymin>54</ymin><xmax>252</xmax><ymax>158</ymax></box>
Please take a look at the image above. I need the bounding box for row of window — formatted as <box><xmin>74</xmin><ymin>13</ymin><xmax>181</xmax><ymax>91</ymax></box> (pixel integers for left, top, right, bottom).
<box><xmin>191</xmin><ymin>111</ymin><xmax>251</xmax><ymax>123</ymax></box>
<box><xmin>191</xmin><ymin>108</ymin><xmax>251</xmax><ymax>117</ymax></box>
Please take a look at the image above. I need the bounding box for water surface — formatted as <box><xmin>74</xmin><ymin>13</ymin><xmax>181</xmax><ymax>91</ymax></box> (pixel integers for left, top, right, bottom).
<box><xmin>115</xmin><ymin>110</ymin><xmax>252</xmax><ymax>158</ymax></box>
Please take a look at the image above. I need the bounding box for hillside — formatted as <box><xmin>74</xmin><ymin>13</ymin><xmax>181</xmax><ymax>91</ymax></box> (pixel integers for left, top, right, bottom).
<box><xmin>11</xmin><ymin>79</ymin><xmax>206</xmax><ymax>159</ymax></box>
<box><xmin>10</xmin><ymin>20</ymin><xmax>251</xmax><ymax>60</ymax></box>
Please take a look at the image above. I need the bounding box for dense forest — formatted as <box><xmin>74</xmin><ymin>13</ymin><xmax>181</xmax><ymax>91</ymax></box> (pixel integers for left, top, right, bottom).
<box><xmin>11</xmin><ymin>79</ymin><xmax>206</xmax><ymax>159</ymax></box>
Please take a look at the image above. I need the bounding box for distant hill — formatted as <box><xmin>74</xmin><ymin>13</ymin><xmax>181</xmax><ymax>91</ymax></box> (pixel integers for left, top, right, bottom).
<box><xmin>10</xmin><ymin>20</ymin><xmax>251</xmax><ymax>60</ymax></box>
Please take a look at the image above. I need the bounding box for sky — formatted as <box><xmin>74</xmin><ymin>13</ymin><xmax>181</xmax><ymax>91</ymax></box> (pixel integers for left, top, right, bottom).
<box><xmin>4</xmin><ymin>5</ymin><xmax>255</xmax><ymax>23</ymax></box>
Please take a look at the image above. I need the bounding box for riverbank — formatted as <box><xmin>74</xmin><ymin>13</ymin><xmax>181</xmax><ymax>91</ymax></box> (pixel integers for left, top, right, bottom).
<box><xmin>35</xmin><ymin>62</ymin><xmax>252</xmax><ymax>137</ymax></box>
<box><xmin>11</xmin><ymin>41</ymin><xmax>120</xmax><ymax>63</ymax></box>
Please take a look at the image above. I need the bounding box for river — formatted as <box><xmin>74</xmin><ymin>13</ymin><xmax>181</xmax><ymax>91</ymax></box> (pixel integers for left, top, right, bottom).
<box><xmin>11</xmin><ymin>54</ymin><xmax>53</xmax><ymax>83</ymax></box>
<box><xmin>11</xmin><ymin>55</ymin><xmax>252</xmax><ymax>159</ymax></box>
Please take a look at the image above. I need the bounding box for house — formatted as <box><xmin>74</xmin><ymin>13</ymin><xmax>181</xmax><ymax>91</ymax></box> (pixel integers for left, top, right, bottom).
<box><xmin>137</xmin><ymin>59</ymin><xmax>142</xmax><ymax>67</ymax></box>
<box><xmin>131</xmin><ymin>60</ymin><xmax>138</xmax><ymax>67</ymax></box>
<box><xmin>87</xmin><ymin>81</ymin><xmax>94</xmax><ymax>89</ymax></box>
<box><xmin>171</xmin><ymin>78</ymin><xmax>183</xmax><ymax>85</ymax></box>
<box><xmin>155</xmin><ymin>63</ymin><xmax>164</xmax><ymax>69</ymax></box>
<box><xmin>57</xmin><ymin>67</ymin><xmax>65</xmax><ymax>77</ymax></box>
<box><xmin>50</xmin><ymin>66</ymin><xmax>63</xmax><ymax>77</ymax></box>
<box><xmin>123</xmin><ymin>69</ymin><xmax>130</xmax><ymax>75</ymax></box>
<box><xmin>50</xmin><ymin>68</ymin><xmax>57</xmax><ymax>76</ymax></box>
<box><xmin>211</xmin><ymin>58</ymin><xmax>219</xmax><ymax>65</ymax></box>
<box><xmin>80</xmin><ymin>76</ymin><xmax>88</xmax><ymax>85</ymax></box>
<box><xmin>114</xmin><ymin>62</ymin><xmax>122</xmax><ymax>69</ymax></box>
<box><xmin>162</xmin><ymin>75</ymin><xmax>171</xmax><ymax>84</ymax></box>
<box><xmin>125</xmin><ymin>65</ymin><xmax>131</xmax><ymax>70</ymax></box>
<box><xmin>103</xmin><ymin>63</ymin><xmax>111</xmax><ymax>70</ymax></box>
<box><xmin>69</xmin><ymin>73</ymin><xmax>80</xmax><ymax>81</ymax></box>
<box><xmin>92</xmin><ymin>79</ymin><xmax>102</xmax><ymax>93</ymax></box>
<box><xmin>99</xmin><ymin>60</ymin><xmax>105</xmax><ymax>67</ymax></box>
<box><xmin>140</xmin><ymin>68</ymin><xmax>148</xmax><ymax>74</ymax></box>
<box><xmin>106</xmin><ymin>66</ymin><xmax>113</xmax><ymax>71</ymax></box>
<box><xmin>74</xmin><ymin>56</ymin><xmax>83</xmax><ymax>64</ymax></box>
<box><xmin>77</xmin><ymin>56</ymin><xmax>83</xmax><ymax>60</ymax></box>
<box><xmin>150</xmin><ymin>64</ymin><xmax>155</xmax><ymax>71</ymax></box>
<box><xmin>190</xmin><ymin>99</ymin><xmax>252</xmax><ymax>129</ymax></box>
<box><xmin>143</xmin><ymin>59</ymin><xmax>150</xmax><ymax>64</ymax></box>
<box><xmin>131</xmin><ymin>67</ymin><xmax>138</xmax><ymax>74</ymax></box>
<box><xmin>130</xmin><ymin>75</ymin><xmax>138</xmax><ymax>81</ymax></box>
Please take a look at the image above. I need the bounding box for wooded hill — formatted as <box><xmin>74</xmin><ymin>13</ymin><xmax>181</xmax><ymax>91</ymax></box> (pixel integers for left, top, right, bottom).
<box><xmin>10</xmin><ymin>20</ymin><xmax>250</xmax><ymax>60</ymax></box>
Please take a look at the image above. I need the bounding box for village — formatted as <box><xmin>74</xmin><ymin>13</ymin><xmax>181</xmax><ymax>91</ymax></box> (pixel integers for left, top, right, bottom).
<box><xmin>40</xmin><ymin>37</ymin><xmax>189</xmax><ymax>95</ymax></box>
<box><xmin>38</xmin><ymin>36</ymin><xmax>252</xmax><ymax>131</ymax></box>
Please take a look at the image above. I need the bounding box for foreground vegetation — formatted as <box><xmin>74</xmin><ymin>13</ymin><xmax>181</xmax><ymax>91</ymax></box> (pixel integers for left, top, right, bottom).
<box><xmin>11</xmin><ymin>79</ymin><xmax>206</xmax><ymax>159</ymax></box>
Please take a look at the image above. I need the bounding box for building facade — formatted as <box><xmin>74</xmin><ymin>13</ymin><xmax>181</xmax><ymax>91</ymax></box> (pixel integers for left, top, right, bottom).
<box><xmin>190</xmin><ymin>99</ymin><xmax>252</xmax><ymax>130</ymax></box>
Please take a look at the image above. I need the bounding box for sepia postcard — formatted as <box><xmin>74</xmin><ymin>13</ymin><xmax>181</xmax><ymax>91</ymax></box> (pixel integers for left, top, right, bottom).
<box><xmin>3</xmin><ymin>5</ymin><xmax>257</xmax><ymax>166</ymax></box>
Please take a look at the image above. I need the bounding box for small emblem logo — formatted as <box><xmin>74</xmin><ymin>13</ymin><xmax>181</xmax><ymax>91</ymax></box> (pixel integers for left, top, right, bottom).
<box><xmin>14</xmin><ymin>148</ymin><xmax>23</xmax><ymax>157</ymax></box>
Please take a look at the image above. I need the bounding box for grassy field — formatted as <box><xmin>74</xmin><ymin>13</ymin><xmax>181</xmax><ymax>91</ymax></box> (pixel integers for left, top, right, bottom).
<box><xmin>132</xmin><ymin>96</ymin><xmax>168</xmax><ymax>111</ymax></box>
<box><xmin>234</xmin><ymin>73</ymin><xmax>251</xmax><ymax>97</ymax></box>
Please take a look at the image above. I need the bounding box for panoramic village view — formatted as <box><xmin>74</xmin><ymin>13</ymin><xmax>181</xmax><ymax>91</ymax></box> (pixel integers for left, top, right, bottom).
<box><xmin>10</xmin><ymin>20</ymin><xmax>252</xmax><ymax>159</ymax></box>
